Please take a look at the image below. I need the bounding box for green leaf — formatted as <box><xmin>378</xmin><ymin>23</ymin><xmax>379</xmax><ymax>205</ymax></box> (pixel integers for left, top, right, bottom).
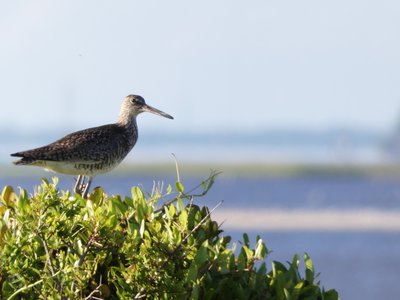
<box><xmin>166</xmin><ymin>184</ymin><xmax>172</xmax><ymax>195</ymax></box>
<box><xmin>187</xmin><ymin>264</ymin><xmax>198</xmax><ymax>283</ymax></box>
<box><xmin>290</xmin><ymin>281</ymin><xmax>305</xmax><ymax>300</ymax></box>
<box><xmin>51</xmin><ymin>176</ymin><xmax>59</xmax><ymax>186</ymax></box>
<box><xmin>237</xmin><ymin>247</ymin><xmax>247</xmax><ymax>270</ymax></box>
<box><xmin>254</xmin><ymin>238</ymin><xmax>267</xmax><ymax>259</ymax></box>
<box><xmin>110</xmin><ymin>197</ymin><xmax>127</xmax><ymax>214</ymax></box>
<box><xmin>166</xmin><ymin>203</ymin><xmax>176</xmax><ymax>219</ymax></box>
<box><xmin>175</xmin><ymin>181</ymin><xmax>184</xmax><ymax>194</ymax></box>
<box><xmin>106</xmin><ymin>214</ymin><xmax>118</xmax><ymax>229</ymax></box>
<box><xmin>41</xmin><ymin>177</ymin><xmax>50</xmax><ymax>186</ymax></box>
<box><xmin>242</xmin><ymin>245</ymin><xmax>253</xmax><ymax>261</ymax></box>
<box><xmin>272</xmin><ymin>261</ymin><xmax>288</xmax><ymax>275</ymax></box>
<box><xmin>17</xmin><ymin>188</ymin><xmax>29</xmax><ymax>213</ymax></box>
<box><xmin>195</xmin><ymin>244</ymin><xmax>209</xmax><ymax>266</ymax></box>
<box><xmin>1</xmin><ymin>185</ymin><xmax>15</xmax><ymax>206</ymax></box>
<box><xmin>291</xmin><ymin>254</ymin><xmax>300</xmax><ymax>268</ymax></box>
<box><xmin>304</xmin><ymin>252</ymin><xmax>315</xmax><ymax>284</ymax></box>
<box><xmin>177</xmin><ymin>197</ymin><xmax>185</xmax><ymax>211</ymax></box>
<box><xmin>128</xmin><ymin>221</ymin><xmax>139</xmax><ymax>236</ymax></box>
<box><xmin>124</xmin><ymin>196</ymin><xmax>134</xmax><ymax>208</ymax></box>
<box><xmin>304</xmin><ymin>253</ymin><xmax>314</xmax><ymax>272</ymax></box>
<box><xmin>243</xmin><ymin>233</ymin><xmax>249</xmax><ymax>246</ymax></box>
<box><xmin>139</xmin><ymin>219</ymin><xmax>145</xmax><ymax>238</ymax></box>
<box><xmin>178</xmin><ymin>208</ymin><xmax>188</xmax><ymax>229</ymax></box>
<box><xmin>132</xmin><ymin>186</ymin><xmax>145</xmax><ymax>203</ymax></box>
<box><xmin>322</xmin><ymin>289</ymin><xmax>340</xmax><ymax>300</ymax></box>
<box><xmin>90</xmin><ymin>186</ymin><xmax>104</xmax><ymax>204</ymax></box>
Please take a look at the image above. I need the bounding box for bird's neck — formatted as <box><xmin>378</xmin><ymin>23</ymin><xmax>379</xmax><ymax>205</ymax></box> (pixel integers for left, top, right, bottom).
<box><xmin>118</xmin><ymin>111</ymin><xmax>140</xmax><ymax>148</ymax></box>
<box><xmin>118</xmin><ymin>111</ymin><xmax>138</xmax><ymax>127</ymax></box>
<box><xmin>118</xmin><ymin>115</ymin><xmax>139</xmax><ymax>145</ymax></box>
<box><xmin>118</xmin><ymin>114</ymin><xmax>138</xmax><ymax>137</ymax></box>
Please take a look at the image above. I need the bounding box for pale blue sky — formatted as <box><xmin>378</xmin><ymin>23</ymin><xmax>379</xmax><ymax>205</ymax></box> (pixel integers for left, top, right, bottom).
<box><xmin>1</xmin><ymin>1</ymin><xmax>400</xmax><ymax>135</ymax></box>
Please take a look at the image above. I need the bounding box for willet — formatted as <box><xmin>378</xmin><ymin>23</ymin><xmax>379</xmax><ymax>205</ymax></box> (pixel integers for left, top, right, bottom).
<box><xmin>11</xmin><ymin>94</ymin><xmax>173</xmax><ymax>198</ymax></box>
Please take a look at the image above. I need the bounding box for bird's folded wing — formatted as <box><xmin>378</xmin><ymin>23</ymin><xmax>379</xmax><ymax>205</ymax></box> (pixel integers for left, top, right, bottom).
<box><xmin>11</xmin><ymin>124</ymin><xmax>125</xmax><ymax>163</ymax></box>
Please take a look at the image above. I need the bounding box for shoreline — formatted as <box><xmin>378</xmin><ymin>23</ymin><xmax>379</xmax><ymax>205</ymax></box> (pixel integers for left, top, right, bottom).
<box><xmin>2</xmin><ymin>162</ymin><xmax>400</xmax><ymax>178</ymax></box>
<box><xmin>213</xmin><ymin>208</ymin><xmax>400</xmax><ymax>232</ymax></box>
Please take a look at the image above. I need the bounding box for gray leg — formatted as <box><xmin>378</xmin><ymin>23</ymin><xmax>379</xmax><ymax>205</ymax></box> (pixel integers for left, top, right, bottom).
<box><xmin>82</xmin><ymin>176</ymin><xmax>93</xmax><ymax>199</ymax></box>
<box><xmin>74</xmin><ymin>175</ymin><xmax>83</xmax><ymax>194</ymax></box>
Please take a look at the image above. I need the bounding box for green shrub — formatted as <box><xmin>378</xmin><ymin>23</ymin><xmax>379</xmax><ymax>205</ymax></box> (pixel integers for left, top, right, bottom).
<box><xmin>0</xmin><ymin>172</ymin><xmax>339</xmax><ymax>299</ymax></box>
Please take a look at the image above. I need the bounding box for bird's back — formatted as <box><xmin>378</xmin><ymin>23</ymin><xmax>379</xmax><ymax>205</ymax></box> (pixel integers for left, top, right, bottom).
<box><xmin>11</xmin><ymin>123</ymin><xmax>138</xmax><ymax>168</ymax></box>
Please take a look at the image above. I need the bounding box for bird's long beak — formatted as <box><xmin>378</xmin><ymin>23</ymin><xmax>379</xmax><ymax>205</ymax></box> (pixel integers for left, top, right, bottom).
<box><xmin>144</xmin><ymin>104</ymin><xmax>174</xmax><ymax>119</ymax></box>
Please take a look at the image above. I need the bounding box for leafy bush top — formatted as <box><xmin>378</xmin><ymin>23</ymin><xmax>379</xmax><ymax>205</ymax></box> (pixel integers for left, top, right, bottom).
<box><xmin>0</xmin><ymin>173</ymin><xmax>338</xmax><ymax>299</ymax></box>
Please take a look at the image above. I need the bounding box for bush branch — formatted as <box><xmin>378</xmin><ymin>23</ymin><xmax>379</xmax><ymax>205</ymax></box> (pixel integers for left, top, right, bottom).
<box><xmin>38</xmin><ymin>232</ymin><xmax>62</xmax><ymax>293</ymax></box>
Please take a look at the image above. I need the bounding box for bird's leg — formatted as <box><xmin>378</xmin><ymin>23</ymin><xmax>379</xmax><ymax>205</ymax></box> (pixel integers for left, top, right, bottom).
<box><xmin>81</xmin><ymin>176</ymin><xmax>93</xmax><ymax>199</ymax></box>
<box><xmin>74</xmin><ymin>175</ymin><xmax>89</xmax><ymax>196</ymax></box>
<box><xmin>74</xmin><ymin>175</ymin><xmax>83</xmax><ymax>194</ymax></box>
<box><xmin>79</xmin><ymin>176</ymin><xmax>87</xmax><ymax>194</ymax></box>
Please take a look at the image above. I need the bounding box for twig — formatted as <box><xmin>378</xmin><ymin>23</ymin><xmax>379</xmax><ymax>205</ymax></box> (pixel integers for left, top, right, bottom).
<box><xmin>84</xmin><ymin>276</ymin><xmax>103</xmax><ymax>300</ymax></box>
<box><xmin>134</xmin><ymin>287</ymin><xmax>146</xmax><ymax>299</ymax></box>
<box><xmin>185</xmin><ymin>170</ymin><xmax>221</xmax><ymax>196</ymax></box>
<box><xmin>7</xmin><ymin>278</ymin><xmax>44</xmax><ymax>300</ymax></box>
<box><xmin>38</xmin><ymin>233</ymin><xmax>62</xmax><ymax>293</ymax></box>
<box><xmin>160</xmin><ymin>200</ymin><xmax>224</xmax><ymax>269</ymax></box>
<box><xmin>182</xmin><ymin>200</ymin><xmax>223</xmax><ymax>245</ymax></box>
<box><xmin>171</xmin><ymin>153</ymin><xmax>181</xmax><ymax>183</ymax></box>
<box><xmin>154</xmin><ymin>170</ymin><xmax>221</xmax><ymax>213</ymax></box>
<box><xmin>78</xmin><ymin>235</ymin><xmax>94</xmax><ymax>266</ymax></box>
<box><xmin>71</xmin><ymin>233</ymin><xmax>96</xmax><ymax>293</ymax></box>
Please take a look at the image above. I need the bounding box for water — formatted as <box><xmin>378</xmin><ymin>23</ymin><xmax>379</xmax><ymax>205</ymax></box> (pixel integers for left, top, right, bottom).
<box><xmin>1</xmin><ymin>174</ymin><xmax>400</xmax><ymax>299</ymax></box>
<box><xmin>4</xmin><ymin>174</ymin><xmax>400</xmax><ymax>210</ymax></box>
<box><xmin>228</xmin><ymin>231</ymin><xmax>400</xmax><ymax>300</ymax></box>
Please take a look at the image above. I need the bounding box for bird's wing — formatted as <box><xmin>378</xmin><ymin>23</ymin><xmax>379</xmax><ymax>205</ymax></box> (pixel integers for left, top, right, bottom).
<box><xmin>11</xmin><ymin>124</ymin><xmax>126</xmax><ymax>163</ymax></box>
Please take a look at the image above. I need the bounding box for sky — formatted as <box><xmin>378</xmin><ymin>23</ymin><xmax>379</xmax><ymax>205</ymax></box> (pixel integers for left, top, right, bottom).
<box><xmin>1</xmin><ymin>1</ymin><xmax>400</xmax><ymax>135</ymax></box>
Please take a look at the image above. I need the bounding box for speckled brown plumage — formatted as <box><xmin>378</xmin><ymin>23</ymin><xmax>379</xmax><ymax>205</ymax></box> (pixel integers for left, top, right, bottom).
<box><xmin>11</xmin><ymin>123</ymin><xmax>137</xmax><ymax>169</ymax></box>
<box><xmin>11</xmin><ymin>94</ymin><xmax>173</xmax><ymax>198</ymax></box>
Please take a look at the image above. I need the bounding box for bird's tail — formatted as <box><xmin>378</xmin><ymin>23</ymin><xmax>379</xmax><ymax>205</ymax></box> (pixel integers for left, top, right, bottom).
<box><xmin>10</xmin><ymin>153</ymin><xmax>36</xmax><ymax>165</ymax></box>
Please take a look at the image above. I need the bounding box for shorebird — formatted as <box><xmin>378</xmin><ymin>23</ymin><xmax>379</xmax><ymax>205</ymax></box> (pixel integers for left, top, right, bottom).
<box><xmin>11</xmin><ymin>94</ymin><xmax>173</xmax><ymax>198</ymax></box>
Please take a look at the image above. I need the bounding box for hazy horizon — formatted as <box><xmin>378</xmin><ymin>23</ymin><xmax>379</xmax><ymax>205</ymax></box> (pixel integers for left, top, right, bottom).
<box><xmin>0</xmin><ymin>126</ymin><xmax>390</xmax><ymax>165</ymax></box>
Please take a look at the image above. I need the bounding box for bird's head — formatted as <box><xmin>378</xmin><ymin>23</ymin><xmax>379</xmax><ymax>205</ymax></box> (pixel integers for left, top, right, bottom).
<box><xmin>119</xmin><ymin>94</ymin><xmax>173</xmax><ymax>125</ymax></box>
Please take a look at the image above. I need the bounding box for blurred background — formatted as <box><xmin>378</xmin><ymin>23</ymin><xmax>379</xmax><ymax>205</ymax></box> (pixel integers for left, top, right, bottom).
<box><xmin>1</xmin><ymin>1</ymin><xmax>400</xmax><ymax>298</ymax></box>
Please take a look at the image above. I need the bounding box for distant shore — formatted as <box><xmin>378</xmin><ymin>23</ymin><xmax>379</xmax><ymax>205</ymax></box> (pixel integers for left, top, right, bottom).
<box><xmin>2</xmin><ymin>161</ymin><xmax>400</xmax><ymax>178</ymax></box>
<box><xmin>214</xmin><ymin>208</ymin><xmax>400</xmax><ymax>232</ymax></box>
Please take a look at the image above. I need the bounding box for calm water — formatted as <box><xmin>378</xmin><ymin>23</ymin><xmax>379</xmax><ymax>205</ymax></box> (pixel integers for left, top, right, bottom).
<box><xmin>228</xmin><ymin>231</ymin><xmax>400</xmax><ymax>300</ymax></box>
<box><xmin>3</xmin><ymin>174</ymin><xmax>400</xmax><ymax>210</ymax></box>
<box><xmin>1</xmin><ymin>174</ymin><xmax>400</xmax><ymax>299</ymax></box>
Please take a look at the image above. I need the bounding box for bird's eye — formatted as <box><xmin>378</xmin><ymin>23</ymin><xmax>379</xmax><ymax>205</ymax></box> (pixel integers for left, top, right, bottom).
<box><xmin>128</xmin><ymin>95</ymin><xmax>144</xmax><ymax>105</ymax></box>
